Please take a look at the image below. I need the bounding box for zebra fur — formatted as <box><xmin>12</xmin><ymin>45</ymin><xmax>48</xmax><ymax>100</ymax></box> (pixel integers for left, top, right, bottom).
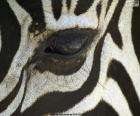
<box><xmin>0</xmin><ymin>0</ymin><xmax>140</xmax><ymax>115</ymax></box>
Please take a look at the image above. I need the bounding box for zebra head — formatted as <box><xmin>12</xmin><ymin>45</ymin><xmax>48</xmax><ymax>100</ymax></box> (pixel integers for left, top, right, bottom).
<box><xmin>0</xmin><ymin>0</ymin><xmax>139</xmax><ymax>116</ymax></box>
<box><xmin>19</xmin><ymin>0</ymin><xmax>103</xmax><ymax>112</ymax></box>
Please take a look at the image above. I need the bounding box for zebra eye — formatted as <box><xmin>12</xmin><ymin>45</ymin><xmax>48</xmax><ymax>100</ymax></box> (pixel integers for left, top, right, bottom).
<box><xmin>32</xmin><ymin>28</ymin><xmax>97</xmax><ymax>75</ymax></box>
<box><xmin>44</xmin><ymin>29</ymin><xmax>92</xmax><ymax>55</ymax></box>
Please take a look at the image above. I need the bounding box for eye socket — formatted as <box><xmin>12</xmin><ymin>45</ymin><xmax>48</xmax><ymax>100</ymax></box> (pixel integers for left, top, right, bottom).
<box><xmin>29</xmin><ymin>28</ymin><xmax>97</xmax><ymax>75</ymax></box>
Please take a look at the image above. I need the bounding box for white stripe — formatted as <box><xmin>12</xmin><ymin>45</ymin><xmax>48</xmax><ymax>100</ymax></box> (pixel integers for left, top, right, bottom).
<box><xmin>103</xmin><ymin>78</ymin><xmax>133</xmax><ymax>116</ymax></box>
<box><xmin>7</xmin><ymin>0</ymin><xmax>31</xmax><ymax>25</ymax></box>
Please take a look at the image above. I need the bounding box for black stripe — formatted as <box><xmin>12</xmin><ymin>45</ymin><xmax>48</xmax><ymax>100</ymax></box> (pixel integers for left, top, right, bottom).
<box><xmin>20</xmin><ymin>31</ymin><xmax>103</xmax><ymax>116</ymax></box>
<box><xmin>106</xmin><ymin>0</ymin><xmax>113</xmax><ymax>16</ymax></box>
<box><xmin>16</xmin><ymin>0</ymin><xmax>46</xmax><ymax>34</ymax></box>
<box><xmin>132</xmin><ymin>6</ymin><xmax>140</xmax><ymax>63</ymax></box>
<box><xmin>101</xmin><ymin>0</ymin><xmax>127</xmax><ymax>49</ymax></box>
<box><xmin>106</xmin><ymin>0</ymin><xmax>127</xmax><ymax>49</ymax></box>
<box><xmin>51</xmin><ymin>0</ymin><xmax>63</xmax><ymax>20</ymax></box>
<box><xmin>107</xmin><ymin>60</ymin><xmax>140</xmax><ymax>116</ymax></box>
<box><xmin>83</xmin><ymin>101</ymin><xmax>119</xmax><ymax>116</ymax></box>
<box><xmin>74</xmin><ymin>0</ymin><xmax>94</xmax><ymax>15</ymax></box>
<box><xmin>0</xmin><ymin>0</ymin><xmax>21</xmax><ymax>83</ymax></box>
<box><xmin>96</xmin><ymin>2</ymin><xmax>101</xmax><ymax>19</ymax></box>
<box><xmin>66</xmin><ymin>0</ymin><xmax>71</xmax><ymax>10</ymax></box>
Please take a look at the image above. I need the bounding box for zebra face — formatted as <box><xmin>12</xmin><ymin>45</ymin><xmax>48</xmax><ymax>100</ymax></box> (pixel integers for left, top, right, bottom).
<box><xmin>11</xmin><ymin>1</ymin><xmax>101</xmax><ymax>111</ymax></box>
<box><xmin>1</xmin><ymin>0</ymin><xmax>140</xmax><ymax>115</ymax></box>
